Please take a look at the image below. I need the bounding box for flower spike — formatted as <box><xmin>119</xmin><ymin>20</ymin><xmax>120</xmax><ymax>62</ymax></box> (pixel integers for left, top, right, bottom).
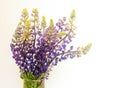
<box><xmin>10</xmin><ymin>9</ymin><xmax>92</xmax><ymax>80</ymax></box>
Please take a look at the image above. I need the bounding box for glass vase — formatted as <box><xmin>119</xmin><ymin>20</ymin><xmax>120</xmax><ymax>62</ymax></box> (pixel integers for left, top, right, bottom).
<box><xmin>23</xmin><ymin>79</ymin><xmax>44</xmax><ymax>88</ymax></box>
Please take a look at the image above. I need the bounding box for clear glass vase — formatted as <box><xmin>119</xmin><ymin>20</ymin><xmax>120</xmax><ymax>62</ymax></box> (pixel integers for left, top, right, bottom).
<box><xmin>23</xmin><ymin>79</ymin><xmax>44</xmax><ymax>88</ymax></box>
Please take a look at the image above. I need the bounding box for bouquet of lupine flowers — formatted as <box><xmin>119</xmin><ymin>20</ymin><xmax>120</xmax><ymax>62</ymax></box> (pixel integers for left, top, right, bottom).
<box><xmin>10</xmin><ymin>8</ymin><xmax>92</xmax><ymax>88</ymax></box>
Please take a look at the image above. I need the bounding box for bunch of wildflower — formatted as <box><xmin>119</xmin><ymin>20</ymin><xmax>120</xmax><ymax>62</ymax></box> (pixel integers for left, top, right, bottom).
<box><xmin>10</xmin><ymin>8</ymin><xmax>92</xmax><ymax>80</ymax></box>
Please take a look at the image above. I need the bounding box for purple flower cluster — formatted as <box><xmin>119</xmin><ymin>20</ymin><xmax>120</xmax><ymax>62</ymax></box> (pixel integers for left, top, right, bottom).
<box><xmin>10</xmin><ymin>8</ymin><xmax>91</xmax><ymax>79</ymax></box>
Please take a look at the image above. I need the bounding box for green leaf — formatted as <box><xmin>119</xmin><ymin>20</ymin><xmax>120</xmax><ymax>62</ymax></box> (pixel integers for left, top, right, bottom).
<box><xmin>21</xmin><ymin>72</ymin><xmax>37</xmax><ymax>80</ymax></box>
<box><xmin>57</xmin><ymin>32</ymin><xmax>66</xmax><ymax>37</ymax></box>
<box><xmin>37</xmin><ymin>73</ymin><xmax>45</xmax><ymax>80</ymax></box>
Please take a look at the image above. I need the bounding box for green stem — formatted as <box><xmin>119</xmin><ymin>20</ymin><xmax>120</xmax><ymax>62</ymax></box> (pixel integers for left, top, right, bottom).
<box><xmin>23</xmin><ymin>79</ymin><xmax>44</xmax><ymax>88</ymax></box>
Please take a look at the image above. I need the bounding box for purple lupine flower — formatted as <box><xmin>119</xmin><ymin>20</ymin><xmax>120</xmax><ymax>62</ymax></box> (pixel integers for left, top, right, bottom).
<box><xmin>10</xmin><ymin>8</ymin><xmax>92</xmax><ymax>79</ymax></box>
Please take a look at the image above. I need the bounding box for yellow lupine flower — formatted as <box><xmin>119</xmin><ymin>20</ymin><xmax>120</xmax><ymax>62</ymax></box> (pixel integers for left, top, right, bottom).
<box><xmin>22</xmin><ymin>8</ymin><xmax>28</xmax><ymax>16</ymax></box>
<box><xmin>41</xmin><ymin>16</ymin><xmax>46</xmax><ymax>29</ymax></box>
<box><xmin>50</xmin><ymin>19</ymin><xmax>54</xmax><ymax>27</ymax></box>
<box><xmin>25</xmin><ymin>20</ymin><xmax>31</xmax><ymax>28</ymax></box>
<box><xmin>21</xmin><ymin>19</ymin><xmax>31</xmax><ymax>40</ymax></box>
<box><xmin>42</xmin><ymin>16</ymin><xmax>46</xmax><ymax>23</ymax></box>
<box><xmin>32</xmin><ymin>8</ymin><xmax>38</xmax><ymax>13</ymax></box>
<box><xmin>17</xmin><ymin>22</ymin><xmax>22</xmax><ymax>28</ymax></box>
<box><xmin>81</xmin><ymin>43</ymin><xmax>92</xmax><ymax>54</ymax></box>
<box><xmin>70</xmin><ymin>9</ymin><xmax>76</xmax><ymax>22</ymax></box>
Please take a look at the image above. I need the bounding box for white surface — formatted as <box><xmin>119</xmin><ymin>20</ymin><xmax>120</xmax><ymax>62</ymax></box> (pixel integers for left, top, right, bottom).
<box><xmin>0</xmin><ymin>0</ymin><xmax>120</xmax><ymax>88</ymax></box>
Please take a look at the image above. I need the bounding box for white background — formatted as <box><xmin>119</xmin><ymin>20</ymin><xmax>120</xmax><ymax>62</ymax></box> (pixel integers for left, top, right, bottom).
<box><xmin>0</xmin><ymin>0</ymin><xmax>120</xmax><ymax>88</ymax></box>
